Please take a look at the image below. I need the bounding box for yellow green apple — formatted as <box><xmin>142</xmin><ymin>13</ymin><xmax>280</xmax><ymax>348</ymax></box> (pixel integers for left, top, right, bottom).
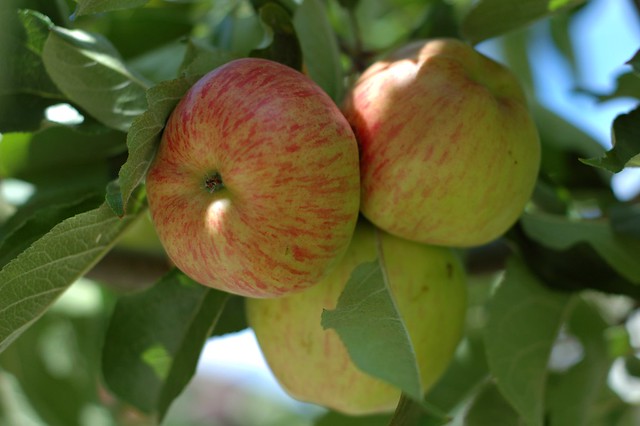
<box><xmin>145</xmin><ymin>58</ymin><xmax>360</xmax><ymax>298</ymax></box>
<box><xmin>342</xmin><ymin>38</ymin><xmax>540</xmax><ymax>247</ymax></box>
<box><xmin>246</xmin><ymin>220</ymin><xmax>467</xmax><ymax>415</ymax></box>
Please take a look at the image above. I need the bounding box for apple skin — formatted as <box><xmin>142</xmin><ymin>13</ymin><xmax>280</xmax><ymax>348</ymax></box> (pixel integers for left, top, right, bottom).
<box><xmin>246</xmin><ymin>220</ymin><xmax>467</xmax><ymax>415</ymax></box>
<box><xmin>342</xmin><ymin>38</ymin><xmax>541</xmax><ymax>247</ymax></box>
<box><xmin>145</xmin><ymin>58</ymin><xmax>360</xmax><ymax>298</ymax></box>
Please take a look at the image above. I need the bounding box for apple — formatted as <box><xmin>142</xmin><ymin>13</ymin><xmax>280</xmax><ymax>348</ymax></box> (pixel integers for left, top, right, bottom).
<box><xmin>246</xmin><ymin>220</ymin><xmax>467</xmax><ymax>415</ymax></box>
<box><xmin>145</xmin><ymin>58</ymin><xmax>360</xmax><ymax>298</ymax></box>
<box><xmin>342</xmin><ymin>38</ymin><xmax>540</xmax><ymax>247</ymax></box>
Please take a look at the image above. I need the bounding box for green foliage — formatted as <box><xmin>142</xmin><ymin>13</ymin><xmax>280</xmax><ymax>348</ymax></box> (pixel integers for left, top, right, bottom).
<box><xmin>102</xmin><ymin>269</ymin><xmax>230</xmax><ymax>421</ymax></box>
<box><xmin>0</xmin><ymin>0</ymin><xmax>639</xmax><ymax>425</ymax></box>
<box><xmin>321</xmin><ymin>260</ymin><xmax>423</xmax><ymax>403</ymax></box>
<box><xmin>484</xmin><ymin>257</ymin><xmax>573</xmax><ymax>426</ymax></box>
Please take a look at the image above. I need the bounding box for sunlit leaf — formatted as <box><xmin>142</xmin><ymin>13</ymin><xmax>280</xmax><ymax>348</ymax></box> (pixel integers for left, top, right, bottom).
<box><xmin>484</xmin><ymin>256</ymin><xmax>573</xmax><ymax>426</ymax></box>
<box><xmin>322</xmin><ymin>260</ymin><xmax>423</xmax><ymax>401</ymax></box>
<box><xmin>42</xmin><ymin>26</ymin><xmax>150</xmax><ymax>132</ymax></box>
<box><xmin>102</xmin><ymin>269</ymin><xmax>230</xmax><ymax>420</ymax></box>
<box><xmin>462</xmin><ymin>0</ymin><xmax>586</xmax><ymax>44</ymax></box>
<box><xmin>0</xmin><ymin>200</ymin><xmax>144</xmax><ymax>353</ymax></box>
<box><xmin>112</xmin><ymin>77</ymin><xmax>192</xmax><ymax>216</ymax></box>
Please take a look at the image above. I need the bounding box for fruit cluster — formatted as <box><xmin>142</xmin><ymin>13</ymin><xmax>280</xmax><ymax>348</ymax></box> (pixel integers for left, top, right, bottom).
<box><xmin>145</xmin><ymin>38</ymin><xmax>540</xmax><ymax>414</ymax></box>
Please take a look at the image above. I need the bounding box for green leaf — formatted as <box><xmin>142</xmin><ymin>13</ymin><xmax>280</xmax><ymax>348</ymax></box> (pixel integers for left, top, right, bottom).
<box><xmin>424</xmin><ymin>325</ymin><xmax>490</xmax><ymax>415</ymax></box>
<box><xmin>461</xmin><ymin>0</ymin><xmax>586</xmax><ymax>45</ymax></box>
<box><xmin>251</xmin><ymin>2</ymin><xmax>302</xmax><ymax>70</ymax></box>
<box><xmin>0</xmin><ymin>200</ymin><xmax>143</xmax><ymax>354</ymax></box>
<box><xmin>178</xmin><ymin>38</ymin><xmax>236</xmax><ymax>79</ymax></box>
<box><xmin>546</xmin><ymin>299</ymin><xmax>611</xmax><ymax>426</ymax></box>
<box><xmin>321</xmin><ymin>260</ymin><xmax>423</xmax><ymax>403</ymax></box>
<box><xmin>581</xmin><ymin>106</ymin><xmax>640</xmax><ymax>173</ymax></box>
<box><xmin>336</xmin><ymin>0</ymin><xmax>359</xmax><ymax>10</ymax></box>
<box><xmin>423</xmin><ymin>275</ymin><xmax>494</xmax><ymax>414</ymax></box>
<box><xmin>73</xmin><ymin>0</ymin><xmax>150</xmax><ymax>17</ymax></box>
<box><xmin>0</xmin><ymin>192</ymin><xmax>103</xmax><ymax>269</ymax></box>
<box><xmin>521</xmin><ymin>212</ymin><xmax>640</xmax><ymax>284</ymax></box>
<box><xmin>387</xmin><ymin>394</ymin><xmax>449</xmax><ymax>426</ymax></box>
<box><xmin>579</xmin><ymin>72</ymin><xmax>640</xmax><ymax>102</ymax></box>
<box><xmin>293</xmin><ymin>0</ymin><xmax>344</xmax><ymax>102</ymax></box>
<box><xmin>210</xmin><ymin>295</ymin><xmax>248</xmax><ymax>338</ymax></box>
<box><xmin>0</xmin><ymin>9</ymin><xmax>58</xmax><ymax>97</ymax></box>
<box><xmin>314</xmin><ymin>411</ymin><xmax>390</xmax><ymax>426</ymax></box>
<box><xmin>42</xmin><ymin>25</ymin><xmax>151</xmax><ymax>132</ymax></box>
<box><xmin>102</xmin><ymin>269</ymin><xmax>230</xmax><ymax>421</ymax></box>
<box><xmin>112</xmin><ymin>77</ymin><xmax>192</xmax><ymax>216</ymax></box>
<box><xmin>464</xmin><ymin>382</ymin><xmax>521</xmax><ymax>426</ymax></box>
<box><xmin>610</xmin><ymin>203</ymin><xmax>640</xmax><ymax>239</ymax></box>
<box><xmin>484</xmin><ymin>256</ymin><xmax>573</xmax><ymax>426</ymax></box>
<box><xmin>0</xmin><ymin>9</ymin><xmax>61</xmax><ymax>132</ymax></box>
<box><xmin>0</xmin><ymin>126</ymin><xmax>127</xmax><ymax>184</ymax></box>
<box><xmin>627</xmin><ymin>49</ymin><xmax>640</xmax><ymax>74</ymax></box>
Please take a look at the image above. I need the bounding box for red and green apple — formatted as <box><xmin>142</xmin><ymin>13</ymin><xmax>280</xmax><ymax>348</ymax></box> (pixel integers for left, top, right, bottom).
<box><xmin>247</xmin><ymin>220</ymin><xmax>467</xmax><ymax>415</ymax></box>
<box><xmin>343</xmin><ymin>38</ymin><xmax>540</xmax><ymax>247</ymax></box>
<box><xmin>145</xmin><ymin>58</ymin><xmax>361</xmax><ymax>298</ymax></box>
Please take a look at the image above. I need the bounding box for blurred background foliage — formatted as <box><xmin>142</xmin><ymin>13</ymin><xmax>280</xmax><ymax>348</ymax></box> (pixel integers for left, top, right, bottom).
<box><xmin>0</xmin><ymin>0</ymin><xmax>639</xmax><ymax>425</ymax></box>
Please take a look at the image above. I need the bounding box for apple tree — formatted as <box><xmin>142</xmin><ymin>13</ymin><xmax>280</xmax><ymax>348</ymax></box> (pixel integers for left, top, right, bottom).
<box><xmin>1</xmin><ymin>0</ymin><xmax>639</xmax><ymax>425</ymax></box>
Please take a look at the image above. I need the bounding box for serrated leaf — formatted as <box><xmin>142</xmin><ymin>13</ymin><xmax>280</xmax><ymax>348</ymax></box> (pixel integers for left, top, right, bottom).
<box><xmin>102</xmin><ymin>269</ymin><xmax>230</xmax><ymax>420</ymax></box>
<box><xmin>0</xmin><ymin>192</ymin><xmax>103</xmax><ymax>269</ymax></box>
<box><xmin>293</xmin><ymin>0</ymin><xmax>344</xmax><ymax>102</ymax></box>
<box><xmin>42</xmin><ymin>25</ymin><xmax>150</xmax><ymax>132</ymax></box>
<box><xmin>546</xmin><ymin>299</ymin><xmax>611</xmax><ymax>426</ymax></box>
<box><xmin>112</xmin><ymin>77</ymin><xmax>192</xmax><ymax>216</ymax></box>
<box><xmin>0</xmin><ymin>200</ymin><xmax>143</xmax><ymax>354</ymax></box>
<box><xmin>461</xmin><ymin>0</ymin><xmax>586</xmax><ymax>45</ymax></box>
<box><xmin>484</xmin><ymin>256</ymin><xmax>573</xmax><ymax>426</ymax></box>
<box><xmin>521</xmin><ymin>212</ymin><xmax>640</xmax><ymax>284</ymax></box>
<box><xmin>73</xmin><ymin>0</ymin><xmax>150</xmax><ymax>17</ymax></box>
<box><xmin>321</xmin><ymin>260</ymin><xmax>423</xmax><ymax>403</ymax></box>
<box><xmin>581</xmin><ymin>106</ymin><xmax>640</xmax><ymax>173</ymax></box>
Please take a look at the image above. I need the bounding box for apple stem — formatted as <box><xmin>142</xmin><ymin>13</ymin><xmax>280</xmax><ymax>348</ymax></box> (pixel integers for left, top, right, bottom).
<box><xmin>204</xmin><ymin>172</ymin><xmax>225</xmax><ymax>193</ymax></box>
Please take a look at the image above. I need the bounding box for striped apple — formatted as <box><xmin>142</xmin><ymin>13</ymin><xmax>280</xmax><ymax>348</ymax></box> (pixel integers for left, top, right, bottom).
<box><xmin>343</xmin><ymin>38</ymin><xmax>540</xmax><ymax>247</ymax></box>
<box><xmin>145</xmin><ymin>58</ymin><xmax>360</xmax><ymax>298</ymax></box>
